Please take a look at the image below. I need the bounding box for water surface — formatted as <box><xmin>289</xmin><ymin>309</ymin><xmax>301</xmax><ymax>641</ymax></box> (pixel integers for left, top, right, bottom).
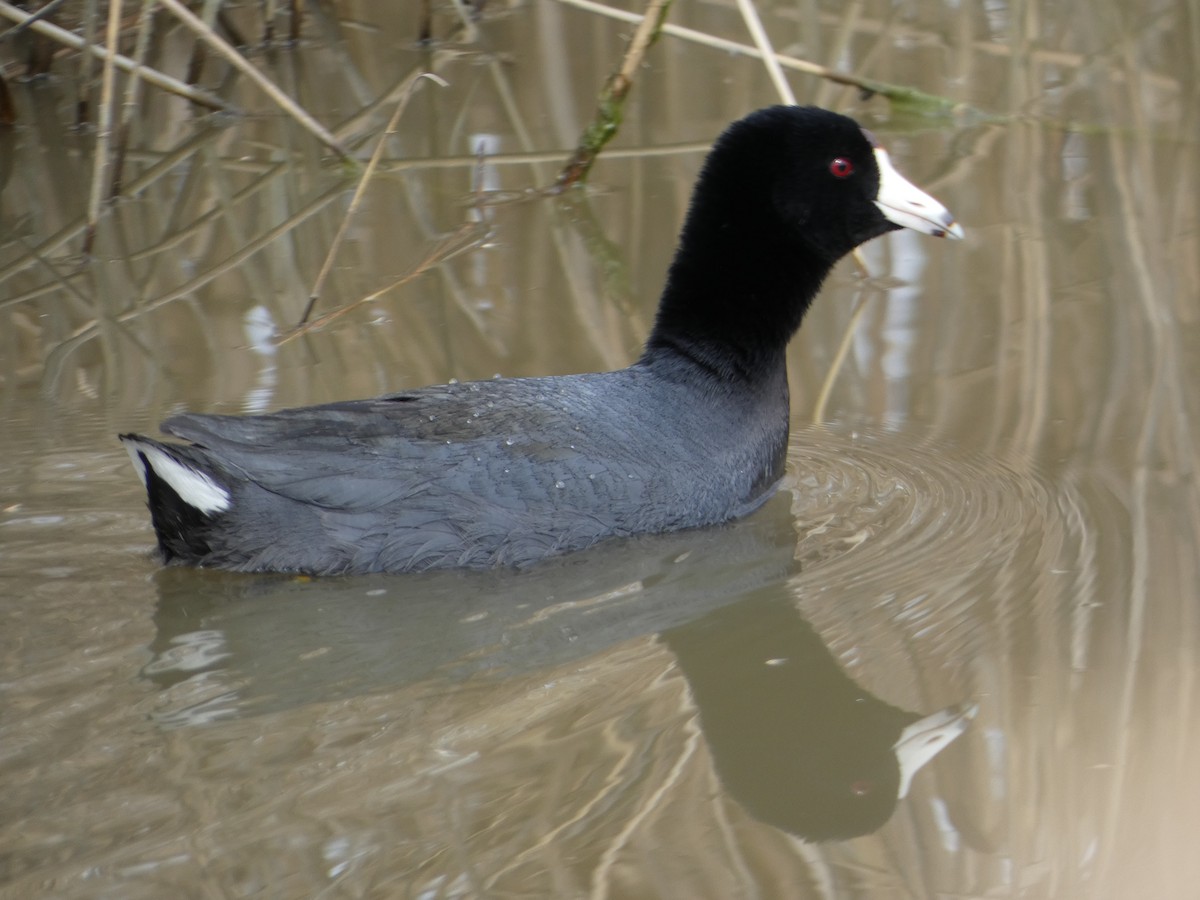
<box><xmin>2</xmin><ymin>2</ymin><xmax>1198</xmax><ymax>897</ymax></box>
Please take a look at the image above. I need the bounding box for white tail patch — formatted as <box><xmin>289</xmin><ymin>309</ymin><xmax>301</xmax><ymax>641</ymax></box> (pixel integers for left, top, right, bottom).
<box><xmin>123</xmin><ymin>439</ymin><xmax>231</xmax><ymax>515</ymax></box>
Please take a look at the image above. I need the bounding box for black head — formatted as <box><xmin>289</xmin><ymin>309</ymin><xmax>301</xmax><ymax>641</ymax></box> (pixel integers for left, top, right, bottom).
<box><xmin>689</xmin><ymin>105</ymin><xmax>960</xmax><ymax>263</ymax></box>
<box><xmin>646</xmin><ymin>106</ymin><xmax>960</xmax><ymax>382</ymax></box>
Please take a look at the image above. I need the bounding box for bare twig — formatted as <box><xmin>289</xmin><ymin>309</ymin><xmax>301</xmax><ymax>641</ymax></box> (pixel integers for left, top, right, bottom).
<box><xmin>278</xmin><ymin>220</ymin><xmax>490</xmax><ymax>344</ymax></box>
<box><xmin>15</xmin><ymin>235</ymin><xmax>92</xmax><ymax>306</ymax></box>
<box><xmin>0</xmin><ymin>0</ymin><xmax>68</xmax><ymax>41</ymax></box>
<box><xmin>0</xmin><ymin>0</ymin><xmax>231</xmax><ymax>111</ymax></box>
<box><xmin>0</xmin><ymin>137</ymin><xmax>717</xmax><ymax>310</ymax></box>
<box><xmin>555</xmin><ymin>0</ymin><xmax>672</xmax><ymax>189</ymax></box>
<box><xmin>185</xmin><ymin>0</ymin><xmax>223</xmax><ymax>86</ymax></box>
<box><xmin>551</xmin><ymin>0</ymin><xmax>967</xmax><ymax>117</ymax></box>
<box><xmin>300</xmin><ymin>73</ymin><xmax>449</xmax><ymax>326</ymax></box>
<box><xmin>735</xmin><ymin>0</ymin><xmax>794</xmax><ymax>104</ymax></box>
<box><xmin>110</xmin><ymin>0</ymin><xmax>158</xmax><ymax>197</ymax></box>
<box><xmin>811</xmin><ymin>287</ymin><xmax>870</xmax><ymax>424</ymax></box>
<box><xmin>82</xmin><ymin>0</ymin><xmax>121</xmax><ymax>254</ymax></box>
<box><xmin>82</xmin><ymin>0</ymin><xmax>123</xmax><ymax>255</ymax></box>
<box><xmin>154</xmin><ymin>0</ymin><xmax>351</xmax><ymax>158</ymax></box>
<box><xmin>57</xmin><ymin>183</ymin><xmax>349</xmax><ymax>353</ymax></box>
<box><xmin>0</xmin><ymin>126</ymin><xmax>227</xmax><ymax>300</ymax></box>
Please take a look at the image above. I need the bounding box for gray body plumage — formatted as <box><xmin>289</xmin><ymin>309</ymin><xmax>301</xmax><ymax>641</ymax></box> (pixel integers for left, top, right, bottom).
<box><xmin>123</xmin><ymin>359</ymin><xmax>788</xmax><ymax>574</ymax></box>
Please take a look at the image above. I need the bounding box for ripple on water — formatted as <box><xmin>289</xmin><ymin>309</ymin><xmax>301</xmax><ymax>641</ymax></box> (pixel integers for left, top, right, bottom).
<box><xmin>135</xmin><ymin>425</ymin><xmax>1072</xmax><ymax>726</ymax></box>
<box><xmin>781</xmin><ymin>426</ymin><xmax>1065</xmax><ymax>658</ymax></box>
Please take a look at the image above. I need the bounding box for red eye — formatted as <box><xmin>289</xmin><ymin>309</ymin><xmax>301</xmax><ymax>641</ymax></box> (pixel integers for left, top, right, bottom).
<box><xmin>829</xmin><ymin>157</ymin><xmax>854</xmax><ymax>178</ymax></box>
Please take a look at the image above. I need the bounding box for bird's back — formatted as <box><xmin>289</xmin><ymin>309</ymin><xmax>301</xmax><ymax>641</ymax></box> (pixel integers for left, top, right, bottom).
<box><xmin>123</xmin><ymin>363</ymin><xmax>789</xmax><ymax>574</ymax></box>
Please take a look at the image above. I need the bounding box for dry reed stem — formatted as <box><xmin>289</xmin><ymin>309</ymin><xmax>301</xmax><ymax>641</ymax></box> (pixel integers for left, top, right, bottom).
<box><xmin>15</xmin><ymin>234</ymin><xmax>91</xmax><ymax>305</ymax></box>
<box><xmin>811</xmin><ymin>290</ymin><xmax>870</xmax><ymax>423</ymax></box>
<box><xmin>551</xmin><ymin>0</ymin><xmax>965</xmax><ymax>116</ymax></box>
<box><xmin>555</xmin><ymin>0</ymin><xmax>673</xmax><ymax>188</ymax></box>
<box><xmin>328</xmin><ymin>10</ymin><xmax>472</xmax><ymax>147</ymax></box>
<box><xmin>56</xmin><ymin>183</ymin><xmax>348</xmax><ymax>353</ymax></box>
<box><xmin>276</xmin><ymin>221</ymin><xmax>490</xmax><ymax>345</ymax></box>
<box><xmin>127</xmin><ymin>162</ymin><xmax>288</xmax><ymax>262</ymax></box>
<box><xmin>82</xmin><ymin>0</ymin><xmax>123</xmax><ymax>255</ymax></box>
<box><xmin>107</xmin><ymin>139</ymin><xmax>715</xmax><ymax>177</ymax></box>
<box><xmin>735</xmin><ymin>0</ymin><xmax>794</xmax><ymax>104</ymax></box>
<box><xmin>154</xmin><ymin>0</ymin><xmax>350</xmax><ymax>158</ymax></box>
<box><xmin>1094</xmin><ymin>56</ymin><xmax>1176</xmax><ymax>884</ymax></box>
<box><xmin>300</xmin><ymin>73</ymin><xmax>449</xmax><ymax>326</ymax></box>
<box><xmin>185</xmin><ymin>0</ymin><xmax>224</xmax><ymax>86</ymax></box>
<box><xmin>476</xmin><ymin>24</ymin><xmax>647</xmax><ymax>369</ymax></box>
<box><xmin>0</xmin><ymin>0</ymin><xmax>229</xmax><ymax>110</ymax></box>
<box><xmin>0</xmin><ymin>0</ymin><xmax>67</xmax><ymax>41</ymax></box>
<box><xmin>110</xmin><ymin>0</ymin><xmax>157</xmax><ymax>197</ymax></box>
<box><xmin>0</xmin><ymin>126</ymin><xmax>227</xmax><ymax>299</ymax></box>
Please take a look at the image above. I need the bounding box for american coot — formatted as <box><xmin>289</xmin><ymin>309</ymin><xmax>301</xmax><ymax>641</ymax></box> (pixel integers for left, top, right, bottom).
<box><xmin>121</xmin><ymin>106</ymin><xmax>962</xmax><ymax>575</ymax></box>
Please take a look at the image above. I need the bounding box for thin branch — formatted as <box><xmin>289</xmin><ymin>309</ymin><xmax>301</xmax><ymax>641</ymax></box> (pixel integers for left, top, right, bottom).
<box><xmin>810</xmin><ymin>286</ymin><xmax>870</xmax><ymax>424</ymax></box>
<box><xmin>0</xmin><ymin>0</ymin><xmax>68</xmax><ymax>41</ymax></box>
<box><xmin>57</xmin><ymin>183</ymin><xmax>348</xmax><ymax>351</ymax></box>
<box><xmin>555</xmin><ymin>0</ymin><xmax>673</xmax><ymax>189</ymax></box>
<box><xmin>110</xmin><ymin>0</ymin><xmax>158</xmax><ymax>197</ymax></box>
<box><xmin>551</xmin><ymin>0</ymin><xmax>969</xmax><ymax>117</ymax></box>
<box><xmin>154</xmin><ymin>0</ymin><xmax>351</xmax><ymax>158</ymax></box>
<box><xmin>447</xmin><ymin>0</ymin><xmax>481</xmax><ymax>43</ymax></box>
<box><xmin>277</xmin><ymin>220</ymin><xmax>490</xmax><ymax>345</ymax></box>
<box><xmin>0</xmin><ymin>126</ymin><xmax>227</xmax><ymax>299</ymax></box>
<box><xmin>300</xmin><ymin>73</ymin><xmax>449</xmax><ymax>325</ymax></box>
<box><xmin>0</xmin><ymin>0</ymin><xmax>231</xmax><ymax>111</ymax></box>
<box><xmin>82</xmin><ymin>0</ymin><xmax>123</xmax><ymax>255</ymax></box>
<box><xmin>185</xmin><ymin>0</ymin><xmax>223</xmax><ymax>87</ymax></box>
<box><xmin>0</xmin><ymin>138</ymin><xmax>718</xmax><ymax>309</ymax></box>
<box><xmin>735</xmin><ymin>0</ymin><xmax>794</xmax><ymax>104</ymax></box>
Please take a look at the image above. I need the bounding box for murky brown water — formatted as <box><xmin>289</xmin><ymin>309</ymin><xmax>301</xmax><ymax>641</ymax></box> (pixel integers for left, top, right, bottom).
<box><xmin>2</xmin><ymin>1</ymin><xmax>1198</xmax><ymax>897</ymax></box>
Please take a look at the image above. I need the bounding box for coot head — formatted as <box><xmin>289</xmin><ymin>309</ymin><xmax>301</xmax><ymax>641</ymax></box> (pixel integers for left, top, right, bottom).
<box><xmin>688</xmin><ymin>105</ymin><xmax>960</xmax><ymax>261</ymax></box>
<box><xmin>649</xmin><ymin>106</ymin><xmax>961</xmax><ymax>380</ymax></box>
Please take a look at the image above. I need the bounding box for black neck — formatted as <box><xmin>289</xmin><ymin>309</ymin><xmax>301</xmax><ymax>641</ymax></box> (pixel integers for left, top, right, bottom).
<box><xmin>641</xmin><ymin>216</ymin><xmax>833</xmax><ymax>386</ymax></box>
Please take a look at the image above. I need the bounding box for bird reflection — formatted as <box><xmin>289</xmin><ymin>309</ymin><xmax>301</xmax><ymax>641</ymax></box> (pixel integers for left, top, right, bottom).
<box><xmin>663</xmin><ymin>596</ymin><xmax>975</xmax><ymax>841</ymax></box>
<box><xmin>144</xmin><ymin>495</ymin><xmax>973</xmax><ymax>841</ymax></box>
